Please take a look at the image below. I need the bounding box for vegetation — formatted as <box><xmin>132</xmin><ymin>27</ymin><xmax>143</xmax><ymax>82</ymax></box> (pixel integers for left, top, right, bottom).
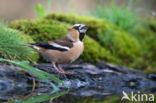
<box><xmin>0</xmin><ymin>25</ymin><xmax>63</xmax><ymax>100</ymax></box>
<box><xmin>9</xmin><ymin>13</ymin><xmax>156</xmax><ymax>72</ymax></box>
<box><xmin>91</xmin><ymin>0</ymin><xmax>141</xmax><ymax>34</ymax></box>
<box><xmin>0</xmin><ymin>58</ymin><xmax>65</xmax><ymax>103</ymax></box>
<box><xmin>9</xmin><ymin>19</ymin><xmax>116</xmax><ymax>63</ymax></box>
<box><xmin>0</xmin><ymin>26</ymin><xmax>38</xmax><ymax>62</ymax></box>
<box><xmin>0</xmin><ymin>0</ymin><xmax>156</xmax><ymax>102</ymax></box>
<box><xmin>35</xmin><ymin>4</ymin><xmax>47</xmax><ymax>18</ymax></box>
<box><xmin>9</xmin><ymin>19</ymin><xmax>69</xmax><ymax>42</ymax></box>
<box><xmin>35</xmin><ymin>0</ymin><xmax>52</xmax><ymax>18</ymax></box>
<box><xmin>10</xmin><ymin>13</ymin><xmax>137</xmax><ymax>65</ymax></box>
<box><xmin>83</xmin><ymin>36</ymin><xmax>116</xmax><ymax>63</ymax></box>
<box><xmin>43</xmin><ymin>13</ymin><xmax>147</xmax><ymax>67</ymax></box>
<box><xmin>0</xmin><ymin>58</ymin><xmax>62</xmax><ymax>83</ymax></box>
<box><xmin>88</xmin><ymin>0</ymin><xmax>156</xmax><ymax>71</ymax></box>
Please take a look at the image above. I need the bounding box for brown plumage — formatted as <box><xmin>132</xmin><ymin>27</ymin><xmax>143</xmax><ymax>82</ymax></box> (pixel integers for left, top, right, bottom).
<box><xmin>28</xmin><ymin>24</ymin><xmax>88</xmax><ymax>74</ymax></box>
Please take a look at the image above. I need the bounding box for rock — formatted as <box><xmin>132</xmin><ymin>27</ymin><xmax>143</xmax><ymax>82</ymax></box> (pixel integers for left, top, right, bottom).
<box><xmin>0</xmin><ymin>62</ymin><xmax>156</xmax><ymax>101</ymax></box>
<box><xmin>0</xmin><ymin>64</ymin><xmax>33</xmax><ymax>100</ymax></box>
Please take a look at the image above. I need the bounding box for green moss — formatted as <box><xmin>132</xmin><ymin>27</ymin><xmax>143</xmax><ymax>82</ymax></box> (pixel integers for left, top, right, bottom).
<box><xmin>103</xmin><ymin>30</ymin><xmax>141</xmax><ymax>63</ymax></box>
<box><xmin>44</xmin><ymin>13</ymin><xmax>156</xmax><ymax>72</ymax></box>
<box><xmin>147</xmin><ymin>19</ymin><xmax>156</xmax><ymax>33</ymax></box>
<box><xmin>82</xmin><ymin>36</ymin><xmax>117</xmax><ymax>63</ymax></box>
<box><xmin>44</xmin><ymin>13</ymin><xmax>118</xmax><ymax>39</ymax></box>
<box><xmin>0</xmin><ymin>26</ymin><xmax>38</xmax><ymax>62</ymax></box>
<box><xmin>44</xmin><ymin>13</ymin><xmax>143</xmax><ymax>66</ymax></box>
<box><xmin>135</xmin><ymin>26</ymin><xmax>156</xmax><ymax>73</ymax></box>
<box><xmin>9</xmin><ymin>19</ymin><xmax>115</xmax><ymax>63</ymax></box>
<box><xmin>91</xmin><ymin>4</ymin><xmax>141</xmax><ymax>34</ymax></box>
<box><xmin>9</xmin><ymin>19</ymin><xmax>70</xmax><ymax>42</ymax></box>
<box><xmin>9</xmin><ymin>13</ymin><xmax>155</xmax><ymax>72</ymax></box>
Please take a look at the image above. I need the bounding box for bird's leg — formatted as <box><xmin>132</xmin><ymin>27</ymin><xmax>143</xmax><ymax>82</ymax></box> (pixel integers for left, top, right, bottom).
<box><xmin>56</xmin><ymin>64</ymin><xmax>75</xmax><ymax>74</ymax></box>
<box><xmin>52</xmin><ymin>62</ymin><xmax>74</xmax><ymax>74</ymax></box>
<box><xmin>52</xmin><ymin>62</ymin><xmax>65</xmax><ymax>74</ymax></box>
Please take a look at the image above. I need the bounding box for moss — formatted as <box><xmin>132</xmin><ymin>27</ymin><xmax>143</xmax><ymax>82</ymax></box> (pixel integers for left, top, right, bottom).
<box><xmin>9</xmin><ymin>19</ymin><xmax>115</xmax><ymax>63</ymax></box>
<box><xmin>9</xmin><ymin>13</ymin><xmax>155</xmax><ymax>72</ymax></box>
<box><xmin>135</xmin><ymin>26</ymin><xmax>156</xmax><ymax>73</ymax></box>
<box><xmin>0</xmin><ymin>26</ymin><xmax>38</xmax><ymax>62</ymax></box>
<box><xmin>44</xmin><ymin>13</ymin><xmax>156</xmax><ymax>72</ymax></box>
<box><xmin>98</xmin><ymin>29</ymin><xmax>142</xmax><ymax>61</ymax></box>
<box><xmin>44</xmin><ymin>13</ymin><xmax>143</xmax><ymax>66</ymax></box>
<box><xmin>44</xmin><ymin>13</ymin><xmax>118</xmax><ymax>39</ymax></box>
<box><xmin>9</xmin><ymin>19</ymin><xmax>70</xmax><ymax>42</ymax></box>
<box><xmin>147</xmin><ymin>19</ymin><xmax>156</xmax><ymax>33</ymax></box>
<box><xmin>82</xmin><ymin>36</ymin><xmax>117</xmax><ymax>63</ymax></box>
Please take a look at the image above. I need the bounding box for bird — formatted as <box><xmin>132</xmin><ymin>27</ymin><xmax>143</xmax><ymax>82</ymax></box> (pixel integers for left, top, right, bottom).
<box><xmin>28</xmin><ymin>24</ymin><xmax>88</xmax><ymax>74</ymax></box>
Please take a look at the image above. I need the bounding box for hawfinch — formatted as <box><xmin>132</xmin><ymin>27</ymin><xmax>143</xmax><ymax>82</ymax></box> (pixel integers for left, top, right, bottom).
<box><xmin>28</xmin><ymin>24</ymin><xmax>88</xmax><ymax>74</ymax></box>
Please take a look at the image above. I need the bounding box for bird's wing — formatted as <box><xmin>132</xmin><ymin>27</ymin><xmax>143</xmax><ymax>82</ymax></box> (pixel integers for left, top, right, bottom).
<box><xmin>30</xmin><ymin>39</ymin><xmax>73</xmax><ymax>51</ymax></box>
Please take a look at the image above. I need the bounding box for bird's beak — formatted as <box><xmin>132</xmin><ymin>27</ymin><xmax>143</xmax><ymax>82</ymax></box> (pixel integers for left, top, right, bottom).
<box><xmin>79</xmin><ymin>25</ymin><xmax>88</xmax><ymax>33</ymax></box>
<box><xmin>81</xmin><ymin>25</ymin><xmax>88</xmax><ymax>30</ymax></box>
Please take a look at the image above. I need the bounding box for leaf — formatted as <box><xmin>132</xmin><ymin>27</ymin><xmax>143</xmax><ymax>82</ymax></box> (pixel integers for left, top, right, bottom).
<box><xmin>0</xmin><ymin>58</ymin><xmax>63</xmax><ymax>84</ymax></box>
<box><xmin>35</xmin><ymin>4</ymin><xmax>46</xmax><ymax>18</ymax></box>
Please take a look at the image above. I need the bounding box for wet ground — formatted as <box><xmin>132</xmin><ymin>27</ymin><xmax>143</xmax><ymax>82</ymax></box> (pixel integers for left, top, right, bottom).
<box><xmin>0</xmin><ymin>62</ymin><xmax>156</xmax><ymax>102</ymax></box>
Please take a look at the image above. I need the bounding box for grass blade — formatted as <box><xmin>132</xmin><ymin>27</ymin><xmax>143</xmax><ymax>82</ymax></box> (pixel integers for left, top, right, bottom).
<box><xmin>0</xmin><ymin>58</ymin><xmax>63</xmax><ymax>84</ymax></box>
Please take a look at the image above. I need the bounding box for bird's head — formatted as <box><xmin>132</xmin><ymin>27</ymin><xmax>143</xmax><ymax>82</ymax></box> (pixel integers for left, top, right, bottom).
<box><xmin>67</xmin><ymin>24</ymin><xmax>88</xmax><ymax>42</ymax></box>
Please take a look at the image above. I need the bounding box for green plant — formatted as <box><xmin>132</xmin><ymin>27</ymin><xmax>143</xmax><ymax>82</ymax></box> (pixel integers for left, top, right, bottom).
<box><xmin>10</xmin><ymin>13</ymin><xmax>156</xmax><ymax>72</ymax></box>
<box><xmin>9</xmin><ymin>19</ymin><xmax>116</xmax><ymax>63</ymax></box>
<box><xmin>35</xmin><ymin>4</ymin><xmax>47</xmax><ymax>18</ymax></box>
<box><xmin>91</xmin><ymin>0</ymin><xmax>141</xmax><ymax>34</ymax></box>
<box><xmin>35</xmin><ymin>0</ymin><xmax>53</xmax><ymax>18</ymax></box>
<box><xmin>0</xmin><ymin>26</ymin><xmax>38</xmax><ymax>62</ymax></box>
<box><xmin>0</xmin><ymin>58</ymin><xmax>63</xmax><ymax>92</ymax></box>
<box><xmin>43</xmin><ymin>13</ymin><xmax>143</xmax><ymax>65</ymax></box>
<box><xmin>44</xmin><ymin>13</ymin><xmax>156</xmax><ymax>71</ymax></box>
<box><xmin>83</xmin><ymin>36</ymin><xmax>117</xmax><ymax>63</ymax></box>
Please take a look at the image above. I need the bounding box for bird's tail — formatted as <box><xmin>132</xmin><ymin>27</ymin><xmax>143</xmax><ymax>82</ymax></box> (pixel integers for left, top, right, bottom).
<box><xmin>23</xmin><ymin>43</ymin><xmax>34</xmax><ymax>47</ymax></box>
<box><xmin>24</xmin><ymin>43</ymin><xmax>40</xmax><ymax>51</ymax></box>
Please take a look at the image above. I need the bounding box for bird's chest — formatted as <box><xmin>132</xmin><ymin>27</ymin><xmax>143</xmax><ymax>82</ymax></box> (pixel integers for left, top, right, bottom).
<box><xmin>68</xmin><ymin>41</ymin><xmax>84</xmax><ymax>61</ymax></box>
<box><xmin>58</xmin><ymin>41</ymin><xmax>84</xmax><ymax>63</ymax></box>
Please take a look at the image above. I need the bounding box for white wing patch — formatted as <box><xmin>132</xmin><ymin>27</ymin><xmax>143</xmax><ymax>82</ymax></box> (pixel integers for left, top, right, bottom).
<box><xmin>33</xmin><ymin>46</ymin><xmax>40</xmax><ymax>50</ymax></box>
<box><xmin>50</xmin><ymin>43</ymin><xmax>70</xmax><ymax>51</ymax></box>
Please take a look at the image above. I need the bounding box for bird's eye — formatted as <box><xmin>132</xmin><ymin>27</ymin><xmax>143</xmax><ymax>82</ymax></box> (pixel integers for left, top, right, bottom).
<box><xmin>73</xmin><ymin>26</ymin><xmax>80</xmax><ymax>30</ymax></box>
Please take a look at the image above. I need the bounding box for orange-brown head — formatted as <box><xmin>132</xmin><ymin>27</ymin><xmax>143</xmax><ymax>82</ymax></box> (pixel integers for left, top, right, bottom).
<box><xmin>67</xmin><ymin>24</ymin><xmax>88</xmax><ymax>42</ymax></box>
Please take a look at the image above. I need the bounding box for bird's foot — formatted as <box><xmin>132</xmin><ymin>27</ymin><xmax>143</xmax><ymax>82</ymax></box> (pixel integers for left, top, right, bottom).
<box><xmin>58</xmin><ymin>70</ymin><xmax>75</xmax><ymax>74</ymax></box>
<box><xmin>52</xmin><ymin>62</ymin><xmax>76</xmax><ymax>74</ymax></box>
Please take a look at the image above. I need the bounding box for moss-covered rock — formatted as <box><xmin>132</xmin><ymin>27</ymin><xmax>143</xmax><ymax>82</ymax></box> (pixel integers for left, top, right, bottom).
<box><xmin>9</xmin><ymin>13</ymin><xmax>156</xmax><ymax>72</ymax></box>
<box><xmin>44</xmin><ymin>13</ymin><xmax>143</xmax><ymax>65</ymax></box>
<box><xmin>0</xmin><ymin>26</ymin><xmax>39</xmax><ymax>62</ymax></box>
<box><xmin>44</xmin><ymin>13</ymin><xmax>118</xmax><ymax>39</ymax></box>
<box><xmin>9</xmin><ymin>19</ymin><xmax>116</xmax><ymax>63</ymax></box>
<box><xmin>147</xmin><ymin>19</ymin><xmax>156</xmax><ymax>33</ymax></box>
<box><xmin>136</xmin><ymin>26</ymin><xmax>156</xmax><ymax>72</ymax></box>
<box><xmin>97</xmin><ymin>29</ymin><xmax>142</xmax><ymax>64</ymax></box>
<box><xmin>9</xmin><ymin>19</ymin><xmax>70</xmax><ymax>42</ymax></box>
<box><xmin>83</xmin><ymin>36</ymin><xmax>116</xmax><ymax>63</ymax></box>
